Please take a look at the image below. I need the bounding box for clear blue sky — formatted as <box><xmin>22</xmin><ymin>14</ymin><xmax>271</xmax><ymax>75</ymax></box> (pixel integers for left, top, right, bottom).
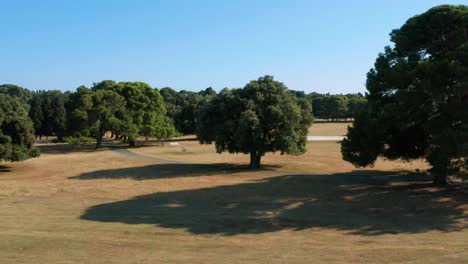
<box><xmin>1</xmin><ymin>0</ymin><xmax>466</xmax><ymax>93</ymax></box>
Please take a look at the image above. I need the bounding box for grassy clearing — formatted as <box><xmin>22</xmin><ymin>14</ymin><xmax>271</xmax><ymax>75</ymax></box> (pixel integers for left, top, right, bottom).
<box><xmin>0</xmin><ymin>140</ymin><xmax>466</xmax><ymax>263</ymax></box>
<box><xmin>308</xmin><ymin>122</ymin><xmax>352</xmax><ymax>136</ymax></box>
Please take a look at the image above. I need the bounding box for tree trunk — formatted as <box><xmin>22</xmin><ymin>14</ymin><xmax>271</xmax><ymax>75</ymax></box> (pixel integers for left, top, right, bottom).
<box><xmin>250</xmin><ymin>152</ymin><xmax>262</xmax><ymax>169</ymax></box>
<box><xmin>429</xmin><ymin>149</ymin><xmax>450</xmax><ymax>186</ymax></box>
<box><xmin>95</xmin><ymin>136</ymin><xmax>103</xmax><ymax>149</ymax></box>
<box><xmin>433</xmin><ymin>173</ymin><xmax>448</xmax><ymax>186</ymax></box>
<box><xmin>95</xmin><ymin>127</ymin><xmax>104</xmax><ymax>149</ymax></box>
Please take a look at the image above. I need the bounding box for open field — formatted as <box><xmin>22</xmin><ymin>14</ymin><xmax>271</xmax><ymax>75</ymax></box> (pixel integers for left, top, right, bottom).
<box><xmin>0</xmin><ymin>141</ymin><xmax>467</xmax><ymax>263</ymax></box>
<box><xmin>132</xmin><ymin>141</ymin><xmax>428</xmax><ymax>174</ymax></box>
<box><xmin>167</xmin><ymin>122</ymin><xmax>352</xmax><ymax>138</ymax></box>
<box><xmin>308</xmin><ymin>122</ymin><xmax>352</xmax><ymax>136</ymax></box>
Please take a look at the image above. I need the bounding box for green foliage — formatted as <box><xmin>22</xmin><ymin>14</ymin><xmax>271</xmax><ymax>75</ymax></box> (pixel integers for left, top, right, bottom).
<box><xmin>28</xmin><ymin>147</ymin><xmax>41</xmax><ymax>158</ymax></box>
<box><xmin>307</xmin><ymin>93</ymin><xmax>366</xmax><ymax>120</ymax></box>
<box><xmin>88</xmin><ymin>89</ymin><xmax>126</xmax><ymax>148</ymax></box>
<box><xmin>29</xmin><ymin>90</ymin><xmax>67</xmax><ymax>140</ymax></box>
<box><xmin>88</xmin><ymin>81</ymin><xmax>175</xmax><ymax>147</ymax></box>
<box><xmin>197</xmin><ymin>76</ymin><xmax>313</xmax><ymax>168</ymax></box>
<box><xmin>0</xmin><ymin>84</ymin><xmax>32</xmax><ymax>109</ymax></box>
<box><xmin>341</xmin><ymin>5</ymin><xmax>468</xmax><ymax>185</ymax></box>
<box><xmin>65</xmin><ymin>86</ymin><xmax>94</xmax><ymax>137</ymax></box>
<box><xmin>0</xmin><ymin>94</ymin><xmax>39</xmax><ymax>161</ymax></box>
<box><xmin>160</xmin><ymin>87</ymin><xmax>215</xmax><ymax>134</ymax></box>
<box><xmin>347</xmin><ymin>96</ymin><xmax>367</xmax><ymax>117</ymax></box>
<box><xmin>63</xmin><ymin>136</ymin><xmax>95</xmax><ymax>145</ymax></box>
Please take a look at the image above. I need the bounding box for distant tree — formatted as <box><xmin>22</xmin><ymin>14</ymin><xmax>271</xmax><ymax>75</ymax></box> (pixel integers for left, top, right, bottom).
<box><xmin>0</xmin><ymin>94</ymin><xmax>39</xmax><ymax>161</ymax></box>
<box><xmin>29</xmin><ymin>93</ymin><xmax>44</xmax><ymax>138</ymax></box>
<box><xmin>177</xmin><ymin>91</ymin><xmax>203</xmax><ymax>134</ymax></box>
<box><xmin>91</xmin><ymin>81</ymin><xmax>174</xmax><ymax>146</ymax></box>
<box><xmin>309</xmin><ymin>93</ymin><xmax>326</xmax><ymax>118</ymax></box>
<box><xmin>65</xmin><ymin>86</ymin><xmax>94</xmax><ymax>137</ymax></box>
<box><xmin>87</xmin><ymin>90</ymin><xmax>126</xmax><ymax>148</ymax></box>
<box><xmin>341</xmin><ymin>5</ymin><xmax>468</xmax><ymax>185</ymax></box>
<box><xmin>114</xmin><ymin>81</ymin><xmax>170</xmax><ymax>145</ymax></box>
<box><xmin>347</xmin><ymin>96</ymin><xmax>367</xmax><ymax>118</ymax></box>
<box><xmin>29</xmin><ymin>91</ymin><xmax>68</xmax><ymax>140</ymax></box>
<box><xmin>0</xmin><ymin>84</ymin><xmax>32</xmax><ymax>108</ymax></box>
<box><xmin>197</xmin><ymin>76</ymin><xmax>313</xmax><ymax>168</ymax></box>
<box><xmin>160</xmin><ymin>88</ymin><xmax>205</xmax><ymax>135</ymax></box>
<box><xmin>198</xmin><ymin>87</ymin><xmax>217</xmax><ymax>97</ymax></box>
<box><xmin>320</xmin><ymin>95</ymin><xmax>349</xmax><ymax>121</ymax></box>
<box><xmin>159</xmin><ymin>87</ymin><xmax>179</xmax><ymax>122</ymax></box>
<box><xmin>289</xmin><ymin>90</ymin><xmax>307</xmax><ymax>98</ymax></box>
<box><xmin>91</xmin><ymin>80</ymin><xmax>117</xmax><ymax>91</ymax></box>
<box><xmin>140</xmin><ymin>116</ymin><xmax>177</xmax><ymax>141</ymax></box>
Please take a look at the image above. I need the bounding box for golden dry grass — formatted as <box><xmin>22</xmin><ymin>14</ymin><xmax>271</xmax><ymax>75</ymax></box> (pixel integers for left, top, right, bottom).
<box><xmin>0</xmin><ymin>141</ymin><xmax>467</xmax><ymax>264</ymax></box>
<box><xmin>308</xmin><ymin>122</ymin><xmax>352</xmax><ymax>136</ymax></box>
<box><xmin>132</xmin><ymin>140</ymin><xmax>429</xmax><ymax>174</ymax></box>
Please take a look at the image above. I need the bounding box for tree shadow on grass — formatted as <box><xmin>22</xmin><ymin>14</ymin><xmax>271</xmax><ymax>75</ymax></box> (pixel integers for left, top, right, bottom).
<box><xmin>38</xmin><ymin>144</ymin><xmax>102</xmax><ymax>154</ymax></box>
<box><xmin>80</xmin><ymin>170</ymin><xmax>468</xmax><ymax>236</ymax></box>
<box><xmin>38</xmin><ymin>143</ymin><xmax>166</xmax><ymax>155</ymax></box>
<box><xmin>69</xmin><ymin>163</ymin><xmax>280</xmax><ymax>180</ymax></box>
<box><xmin>0</xmin><ymin>165</ymin><xmax>11</xmax><ymax>172</ymax></box>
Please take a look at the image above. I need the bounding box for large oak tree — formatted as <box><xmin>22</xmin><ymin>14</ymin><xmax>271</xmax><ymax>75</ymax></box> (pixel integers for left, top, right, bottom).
<box><xmin>196</xmin><ymin>76</ymin><xmax>313</xmax><ymax>168</ymax></box>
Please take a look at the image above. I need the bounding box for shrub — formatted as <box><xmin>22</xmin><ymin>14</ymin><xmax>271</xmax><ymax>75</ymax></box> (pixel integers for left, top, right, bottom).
<box><xmin>63</xmin><ymin>136</ymin><xmax>95</xmax><ymax>146</ymax></box>
<box><xmin>29</xmin><ymin>148</ymin><xmax>41</xmax><ymax>158</ymax></box>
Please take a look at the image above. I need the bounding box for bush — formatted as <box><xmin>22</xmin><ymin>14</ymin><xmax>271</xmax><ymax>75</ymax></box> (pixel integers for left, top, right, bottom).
<box><xmin>29</xmin><ymin>148</ymin><xmax>41</xmax><ymax>158</ymax></box>
<box><xmin>63</xmin><ymin>136</ymin><xmax>95</xmax><ymax>146</ymax></box>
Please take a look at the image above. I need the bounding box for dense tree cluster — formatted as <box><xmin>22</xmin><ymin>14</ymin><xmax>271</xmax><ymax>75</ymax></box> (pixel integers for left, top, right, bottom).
<box><xmin>159</xmin><ymin>87</ymin><xmax>217</xmax><ymax>134</ymax></box>
<box><xmin>29</xmin><ymin>90</ymin><xmax>67</xmax><ymax>140</ymax></box>
<box><xmin>64</xmin><ymin>81</ymin><xmax>176</xmax><ymax>148</ymax></box>
<box><xmin>341</xmin><ymin>5</ymin><xmax>468</xmax><ymax>185</ymax></box>
<box><xmin>0</xmin><ymin>81</ymin><xmax>176</xmax><ymax>159</ymax></box>
<box><xmin>307</xmin><ymin>93</ymin><xmax>367</xmax><ymax>121</ymax></box>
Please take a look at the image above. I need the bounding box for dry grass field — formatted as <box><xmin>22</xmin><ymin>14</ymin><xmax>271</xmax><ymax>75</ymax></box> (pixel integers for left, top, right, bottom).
<box><xmin>1</xmin><ymin>131</ymin><xmax>467</xmax><ymax>263</ymax></box>
<box><xmin>308</xmin><ymin>122</ymin><xmax>352</xmax><ymax>136</ymax></box>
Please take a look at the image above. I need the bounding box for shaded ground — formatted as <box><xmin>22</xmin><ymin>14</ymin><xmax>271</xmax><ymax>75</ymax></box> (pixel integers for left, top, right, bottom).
<box><xmin>111</xmin><ymin>148</ymin><xmax>183</xmax><ymax>164</ymax></box>
<box><xmin>80</xmin><ymin>170</ymin><xmax>466</xmax><ymax>236</ymax></box>
<box><xmin>70</xmin><ymin>162</ymin><xmax>277</xmax><ymax>180</ymax></box>
<box><xmin>0</xmin><ymin>165</ymin><xmax>11</xmax><ymax>172</ymax></box>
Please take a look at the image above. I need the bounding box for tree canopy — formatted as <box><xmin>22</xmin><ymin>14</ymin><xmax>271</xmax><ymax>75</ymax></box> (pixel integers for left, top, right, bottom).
<box><xmin>29</xmin><ymin>91</ymin><xmax>67</xmax><ymax>140</ymax></box>
<box><xmin>196</xmin><ymin>76</ymin><xmax>313</xmax><ymax>168</ymax></box>
<box><xmin>341</xmin><ymin>5</ymin><xmax>468</xmax><ymax>185</ymax></box>
<box><xmin>0</xmin><ymin>94</ymin><xmax>39</xmax><ymax>161</ymax></box>
<box><xmin>160</xmin><ymin>87</ymin><xmax>216</xmax><ymax>135</ymax></box>
<box><xmin>87</xmin><ymin>81</ymin><xmax>175</xmax><ymax>147</ymax></box>
<box><xmin>307</xmin><ymin>93</ymin><xmax>366</xmax><ymax>121</ymax></box>
<box><xmin>0</xmin><ymin>84</ymin><xmax>32</xmax><ymax>108</ymax></box>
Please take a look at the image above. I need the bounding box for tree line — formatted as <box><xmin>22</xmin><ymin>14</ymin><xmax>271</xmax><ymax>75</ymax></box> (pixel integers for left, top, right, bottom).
<box><xmin>0</xmin><ymin>81</ymin><xmax>177</xmax><ymax>160</ymax></box>
<box><xmin>0</xmin><ymin>77</ymin><xmax>314</xmax><ymax>168</ymax></box>
<box><xmin>291</xmin><ymin>91</ymin><xmax>367</xmax><ymax>121</ymax></box>
<box><xmin>0</xmin><ymin>81</ymin><xmax>366</xmax><ymax>161</ymax></box>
